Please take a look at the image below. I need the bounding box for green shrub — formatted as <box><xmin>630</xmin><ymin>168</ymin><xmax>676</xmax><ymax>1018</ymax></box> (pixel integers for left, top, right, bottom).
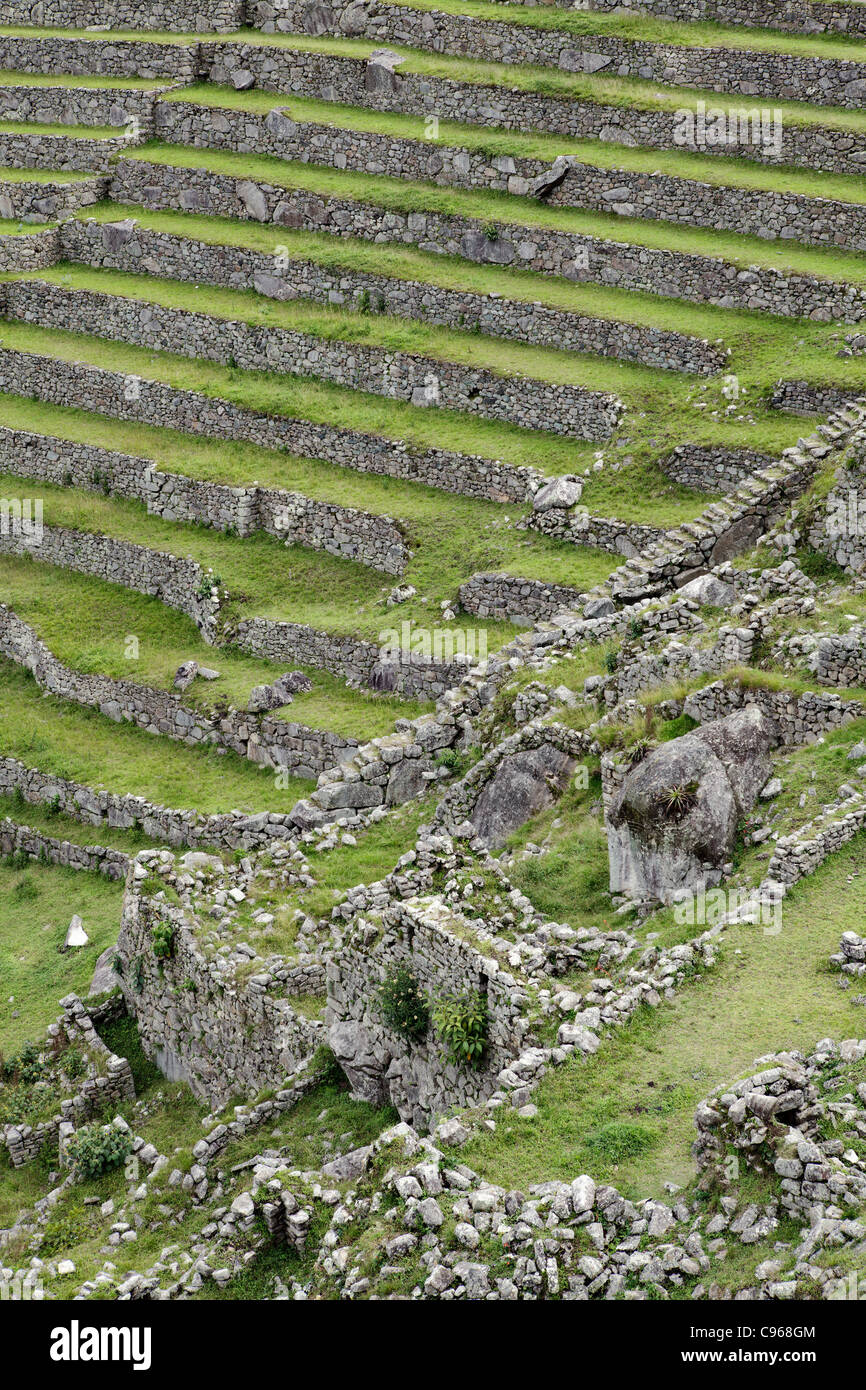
<box><xmin>59</xmin><ymin>1048</ymin><xmax>87</xmax><ymax>1082</ymax></box>
<box><xmin>66</xmin><ymin>1120</ymin><xmax>133</xmax><ymax>1181</ymax></box>
<box><xmin>432</xmin><ymin>990</ymin><xmax>488</xmax><ymax>1068</ymax></box>
<box><xmin>151</xmin><ymin>921</ymin><xmax>175</xmax><ymax>961</ymax></box>
<box><xmin>3</xmin><ymin>1041</ymin><xmax>44</xmax><ymax>1084</ymax></box>
<box><xmin>379</xmin><ymin>965</ymin><xmax>429</xmax><ymax>1042</ymax></box>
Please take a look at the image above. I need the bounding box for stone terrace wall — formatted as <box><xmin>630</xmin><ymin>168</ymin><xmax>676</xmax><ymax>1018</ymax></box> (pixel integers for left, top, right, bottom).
<box><xmin>327</xmin><ymin>897</ymin><xmax>531</xmax><ymax>1130</ymax></box>
<box><xmin>567</xmin><ymin>0</ymin><xmax>866</xmax><ymax>35</ymax></box>
<box><xmin>109</xmin><ymin>158</ymin><xmax>866</xmax><ymax>326</ymax></box>
<box><xmin>0</xmin><ymin>35</ymin><xmax>197</xmax><ymax>79</ymax></box>
<box><xmin>0</xmin><ymin>278</ymin><xmax>623</xmax><ymax>442</ymax></box>
<box><xmin>0</xmin><ymin>422</ymin><xmax>410</xmax><ymax>576</ymax></box>
<box><xmin>661</xmin><ymin>445</ymin><xmax>777</xmax><ymax>494</ymax></box>
<box><xmin>0</xmin><ymin>0</ymin><xmax>244</xmax><ymax>30</ymax></box>
<box><xmin>234</xmin><ymin>616</ymin><xmax>468</xmax><ymax>701</ymax></box>
<box><xmin>0</xmin><ymin>521</ymin><xmax>221</xmax><ymax>642</ymax></box>
<box><xmin>197</xmin><ymin>42</ymin><xmax>866</xmax><ymax>177</ymax></box>
<box><xmin>682</xmin><ymin>679</ymin><xmax>863</xmax><ymax>745</ymax></box>
<box><xmin>0</xmin><ymin>174</ymin><xmax>105</xmax><ymax>221</ymax></box>
<box><xmin>118</xmin><ymin>882</ymin><xmax>321</xmax><ymax>1105</ymax></box>
<box><xmin>528</xmin><ymin>505</ymin><xmax>664</xmax><ymax>558</ymax></box>
<box><xmin>458</xmin><ymin>572</ymin><xmax>588</xmax><ymax>625</ymax></box>
<box><xmin>62</xmin><ymin>215</ymin><xmax>722</xmax><ymax>375</ymax></box>
<box><xmin>0</xmin><ymin>601</ymin><xmax>359</xmax><ymax>777</ymax></box>
<box><xmin>0</xmin><ymin>508</ymin><xmax>460</xmax><ymax>701</ymax></box>
<box><xmin>766</xmin><ymin>793</ymin><xmax>866</xmax><ymax>888</ymax></box>
<box><xmin>608</xmin><ymin>453</ymin><xmax>818</xmax><ymax>600</ymax></box>
<box><xmin>0</xmin><ymin>83</ymin><xmax>166</xmax><ymax>129</ymax></box>
<box><xmin>816</xmin><ymin>625</ymin><xmax>866</xmax><ymax>686</ymax></box>
<box><xmin>0</xmin><ymin>343</ymin><xmax>545</xmax><ymax>504</ymax></box>
<box><xmin>0</xmin><ymin>227</ymin><xmax>57</xmax><ymax>271</ymax></box>
<box><xmin>0</xmin><ymin>754</ymin><xmax>300</xmax><ymax>851</ymax></box>
<box><xmin>772</xmin><ymin>380</ymin><xmax>852</xmax><ymax>416</ymax></box>
<box><xmin>221</xmin><ymin>8</ymin><xmax>866</xmax><ymax>108</ymax></box>
<box><xmin>0</xmin><ymin>817</ymin><xmax>128</xmax><ymax>879</ymax></box>
<box><xmin>0</xmin><ymin>131</ymin><xmax>127</xmax><ymax>174</ymax></box>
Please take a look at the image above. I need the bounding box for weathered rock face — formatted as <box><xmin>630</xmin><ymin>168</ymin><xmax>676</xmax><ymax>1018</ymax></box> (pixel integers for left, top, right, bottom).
<box><xmin>470</xmin><ymin>743</ymin><xmax>577</xmax><ymax>850</ymax></box>
<box><xmin>607</xmin><ymin>707</ymin><xmax>775</xmax><ymax>902</ymax></box>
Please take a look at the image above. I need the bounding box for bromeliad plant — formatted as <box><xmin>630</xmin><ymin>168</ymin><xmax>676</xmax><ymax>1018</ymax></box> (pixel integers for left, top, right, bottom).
<box><xmin>432</xmin><ymin>989</ymin><xmax>489</xmax><ymax>1069</ymax></box>
<box><xmin>379</xmin><ymin>965</ymin><xmax>430</xmax><ymax>1042</ymax></box>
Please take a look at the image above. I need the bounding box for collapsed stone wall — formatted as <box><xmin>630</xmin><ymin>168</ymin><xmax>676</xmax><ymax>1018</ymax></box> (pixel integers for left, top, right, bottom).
<box><xmin>0</xmin><ymin>754</ymin><xmax>301</xmax><ymax>851</ymax></box>
<box><xmin>1</xmin><ymin>995</ymin><xmax>135</xmax><ymax>1168</ymax></box>
<box><xmin>693</xmin><ymin>1043</ymin><xmax>866</xmax><ymax>1224</ymax></box>
<box><xmin>0</xmin><ymin>173</ymin><xmax>105</xmax><ymax>221</ymax></box>
<box><xmin>0</xmin><ymin>422</ymin><xmax>410</xmax><ymax>576</ymax></box>
<box><xmin>108</xmin><ymin>157</ymin><xmax>866</xmax><ymax>325</ymax></box>
<box><xmin>0</xmin><ymin>0</ymin><xmax>244</xmax><ymax>30</ymax></box>
<box><xmin>211</xmin><ymin>11</ymin><xmax>866</xmax><ymax>109</ymax></box>
<box><xmin>62</xmin><ymin>216</ymin><xmax>720</xmax><ymax>375</ymax></box>
<box><xmin>197</xmin><ymin>40</ymin><xmax>866</xmax><ymax>178</ymax></box>
<box><xmin>0</xmin><ymin>344</ymin><xmax>545</xmax><ymax>504</ymax></box>
<box><xmin>661</xmin><ymin>445</ymin><xmax>776</xmax><ymax>494</ymax></box>
<box><xmin>0</xmin><ymin>277</ymin><xmax>623</xmax><ymax>442</ymax></box>
<box><xmin>0</xmin><ymin>601</ymin><xmax>359</xmax><ymax>777</ymax></box>
<box><xmin>0</xmin><ymin>816</ymin><xmax>129</xmax><ymax>879</ymax></box>
<box><xmin>117</xmin><ymin>863</ymin><xmax>322</xmax><ymax>1105</ymax></box>
<box><xmin>327</xmin><ymin>898</ymin><xmax>532</xmax><ymax>1130</ymax></box>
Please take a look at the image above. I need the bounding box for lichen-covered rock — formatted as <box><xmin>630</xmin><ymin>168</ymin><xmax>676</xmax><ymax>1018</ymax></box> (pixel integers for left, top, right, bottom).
<box><xmin>607</xmin><ymin>707</ymin><xmax>775</xmax><ymax>902</ymax></box>
<box><xmin>470</xmin><ymin>743</ymin><xmax>577</xmax><ymax>850</ymax></box>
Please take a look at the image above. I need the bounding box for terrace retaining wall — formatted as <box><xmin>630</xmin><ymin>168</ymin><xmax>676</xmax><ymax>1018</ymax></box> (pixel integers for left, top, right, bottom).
<box><xmin>62</xmin><ymin>215</ymin><xmax>722</xmax><ymax>374</ymax></box>
<box><xmin>220</xmin><ymin>8</ymin><xmax>866</xmax><ymax>108</ymax></box>
<box><xmin>0</xmin><ymin>422</ymin><xmax>410</xmax><ymax>576</ymax></box>
<box><xmin>196</xmin><ymin>41</ymin><xmax>866</xmax><ymax>175</ymax></box>
<box><xmin>0</xmin><ymin>601</ymin><xmax>359</xmax><ymax>777</ymax></box>
<box><xmin>0</xmin><ymin>277</ymin><xmax>624</xmax><ymax>441</ymax></box>
<box><xmin>0</xmin><ymin>344</ymin><xmax>546</xmax><ymax>504</ymax></box>
<box><xmin>109</xmin><ymin>158</ymin><xmax>866</xmax><ymax>325</ymax></box>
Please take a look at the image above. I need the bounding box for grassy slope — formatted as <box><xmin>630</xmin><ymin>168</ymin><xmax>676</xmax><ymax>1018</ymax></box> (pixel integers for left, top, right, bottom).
<box><xmin>0</xmin><ymin>552</ymin><xmax>431</xmax><ymax>738</ymax></box>
<box><xmin>0</xmin><ymin>659</ymin><xmax>315</xmax><ymax>815</ymax></box>
<box><xmin>465</xmin><ymin>834</ymin><xmax>866</xmax><ymax>1201</ymax></box>
<box><xmin>0</xmin><ymin>859</ymin><xmax>123</xmax><ymax>1052</ymax></box>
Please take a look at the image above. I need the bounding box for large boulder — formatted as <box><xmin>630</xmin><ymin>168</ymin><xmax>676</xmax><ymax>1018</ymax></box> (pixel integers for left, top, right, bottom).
<box><xmin>329</xmin><ymin>1020</ymin><xmax>388</xmax><ymax>1106</ymax></box>
<box><xmin>607</xmin><ymin>706</ymin><xmax>775</xmax><ymax>903</ymax></box>
<box><xmin>470</xmin><ymin>743</ymin><xmax>577</xmax><ymax>850</ymax></box>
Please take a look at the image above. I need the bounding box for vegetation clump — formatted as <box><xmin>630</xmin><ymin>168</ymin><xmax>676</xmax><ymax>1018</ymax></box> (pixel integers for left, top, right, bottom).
<box><xmin>379</xmin><ymin>965</ymin><xmax>430</xmax><ymax>1041</ymax></box>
